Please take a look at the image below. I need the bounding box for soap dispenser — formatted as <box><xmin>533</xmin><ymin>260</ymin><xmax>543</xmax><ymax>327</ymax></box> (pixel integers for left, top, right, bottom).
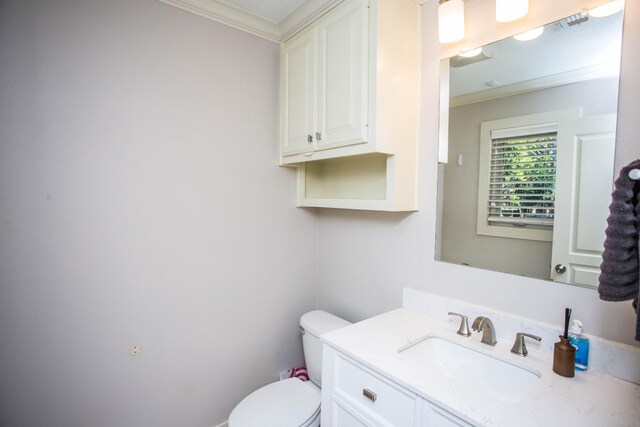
<box><xmin>569</xmin><ymin>319</ymin><xmax>590</xmax><ymax>371</ymax></box>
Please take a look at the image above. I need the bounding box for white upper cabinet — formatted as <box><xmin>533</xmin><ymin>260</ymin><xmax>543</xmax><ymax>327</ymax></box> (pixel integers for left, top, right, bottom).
<box><xmin>279</xmin><ymin>0</ymin><xmax>420</xmax><ymax>211</ymax></box>
<box><xmin>315</xmin><ymin>0</ymin><xmax>368</xmax><ymax>151</ymax></box>
<box><xmin>281</xmin><ymin>26</ymin><xmax>317</xmax><ymax>156</ymax></box>
<box><xmin>281</xmin><ymin>0</ymin><xmax>368</xmax><ymax>158</ymax></box>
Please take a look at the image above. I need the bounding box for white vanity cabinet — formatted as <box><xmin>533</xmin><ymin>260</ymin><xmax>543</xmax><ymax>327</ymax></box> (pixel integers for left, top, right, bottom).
<box><xmin>280</xmin><ymin>25</ymin><xmax>318</xmax><ymax>157</ymax></box>
<box><xmin>321</xmin><ymin>345</ymin><xmax>474</xmax><ymax>427</ymax></box>
<box><xmin>279</xmin><ymin>0</ymin><xmax>420</xmax><ymax>211</ymax></box>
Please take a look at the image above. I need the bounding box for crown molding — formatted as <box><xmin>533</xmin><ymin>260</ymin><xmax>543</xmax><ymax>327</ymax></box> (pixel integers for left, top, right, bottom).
<box><xmin>278</xmin><ymin>0</ymin><xmax>342</xmax><ymax>41</ymax></box>
<box><xmin>450</xmin><ymin>63</ymin><xmax>618</xmax><ymax>107</ymax></box>
<box><xmin>160</xmin><ymin>0</ymin><xmax>426</xmax><ymax>43</ymax></box>
<box><xmin>158</xmin><ymin>0</ymin><xmax>281</xmax><ymax>42</ymax></box>
<box><xmin>280</xmin><ymin>0</ymin><xmax>424</xmax><ymax>41</ymax></box>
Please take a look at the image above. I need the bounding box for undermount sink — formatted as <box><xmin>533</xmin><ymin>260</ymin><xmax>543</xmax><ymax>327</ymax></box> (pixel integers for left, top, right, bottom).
<box><xmin>398</xmin><ymin>335</ymin><xmax>541</xmax><ymax>403</ymax></box>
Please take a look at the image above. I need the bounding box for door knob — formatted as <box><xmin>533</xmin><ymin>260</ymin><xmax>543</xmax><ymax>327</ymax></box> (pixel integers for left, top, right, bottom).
<box><xmin>555</xmin><ymin>264</ymin><xmax>567</xmax><ymax>274</ymax></box>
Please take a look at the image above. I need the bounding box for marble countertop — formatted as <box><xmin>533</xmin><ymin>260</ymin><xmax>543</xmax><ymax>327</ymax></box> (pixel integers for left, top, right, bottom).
<box><xmin>321</xmin><ymin>308</ymin><xmax>640</xmax><ymax>427</ymax></box>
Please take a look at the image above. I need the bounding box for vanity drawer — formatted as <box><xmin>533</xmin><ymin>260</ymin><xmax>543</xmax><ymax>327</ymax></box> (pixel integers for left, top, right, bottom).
<box><xmin>332</xmin><ymin>353</ymin><xmax>418</xmax><ymax>426</ymax></box>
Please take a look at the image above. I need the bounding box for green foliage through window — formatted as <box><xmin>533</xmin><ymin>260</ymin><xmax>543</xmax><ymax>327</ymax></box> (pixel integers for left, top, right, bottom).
<box><xmin>488</xmin><ymin>132</ymin><xmax>557</xmax><ymax>229</ymax></box>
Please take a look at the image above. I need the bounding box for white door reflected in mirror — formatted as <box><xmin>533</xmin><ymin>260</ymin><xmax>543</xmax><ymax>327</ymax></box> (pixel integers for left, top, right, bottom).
<box><xmin>551</xmin><ymin>114</ymin><xmax>617</xmax><ymax>286</ymax></box>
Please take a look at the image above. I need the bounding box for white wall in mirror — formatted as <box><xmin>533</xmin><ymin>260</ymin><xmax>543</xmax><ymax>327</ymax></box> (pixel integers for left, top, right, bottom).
<box><xmin>316</xmin><ymin>0</ymin><xmax>640</xmax><ymax>348</ymax></box>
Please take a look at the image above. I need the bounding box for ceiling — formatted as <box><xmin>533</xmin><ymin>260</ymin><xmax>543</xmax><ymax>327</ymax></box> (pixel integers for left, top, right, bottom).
<box><xmin>222</xmin><ymin>0</ymin><xmax>307</xmax><ymax>23</ymax></box>
<box><xmin>450</xmin><ymin>11</ymin><xmax>624</xmax><ymax>98</ymax></box>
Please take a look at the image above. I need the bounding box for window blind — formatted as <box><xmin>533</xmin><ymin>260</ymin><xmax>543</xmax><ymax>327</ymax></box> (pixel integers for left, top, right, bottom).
<box><xmin>487</xmin><ymin>130</ymin><xmax>557</xmax><ymax>228</ymax></box>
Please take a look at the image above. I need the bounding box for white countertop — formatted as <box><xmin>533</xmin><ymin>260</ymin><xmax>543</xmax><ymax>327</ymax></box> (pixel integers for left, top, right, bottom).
<box><xmin>321</xmin><ymin>308</ymin><xmax>640</xmax><ymax>427</ymax></box>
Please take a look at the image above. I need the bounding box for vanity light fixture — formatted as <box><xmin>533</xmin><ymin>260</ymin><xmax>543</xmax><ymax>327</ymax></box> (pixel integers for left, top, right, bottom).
<box><xmin>438</xmin><ymin>0</ymin><xmax>465</xmax><ymax>44</ymax></box>
<box><xmin>496</xmin><ymin>0</ymin><xmax>528</xmax><ymax>23</ymax></box>
<box><xmin>588</xmin><ymin>0</ymin><xmax>624</xmax><ymax>18</ymax></box>
<box><xmin>513</xmin><ymin>26</ymin><xmax>544</xmax><ymax>41</ymax></box>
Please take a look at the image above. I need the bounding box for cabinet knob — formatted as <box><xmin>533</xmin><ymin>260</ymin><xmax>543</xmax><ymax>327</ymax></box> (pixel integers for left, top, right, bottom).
<box><xmin>307</xmin><ymin>134</ymin><xmax>313</xmax><ymax>143</ymax></box>
<box><xmin>555</xmin><ymin>264</ymin><xmax>567</xmax><ymax>274</ymax></box>
<box><xmin>362</xmin><ymin>388</ymin><xmax>377</xmax><ymax>402</ymax></box>
<box><xmin>316</xmin><ymin>132</ymin><xmax>322</xmax><ymax>141</ymax></box>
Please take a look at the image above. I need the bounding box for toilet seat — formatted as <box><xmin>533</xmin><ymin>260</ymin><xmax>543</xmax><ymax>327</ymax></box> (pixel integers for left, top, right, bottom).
<box><xmin>228</xmin><ymin>378</ymin><xmax>321</xmax><ymax>427</ymax></box>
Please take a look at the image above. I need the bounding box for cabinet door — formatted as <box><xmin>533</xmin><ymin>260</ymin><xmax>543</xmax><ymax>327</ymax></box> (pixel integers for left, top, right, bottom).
<box><xmin>331</xmin><ymin>401</ymin><xmax>375</xmax><ymax>427</ymax></box>
<box><xmin>315</xmin><ymin>0</ymin><xmax>368</xmax><ymax>151</ymax></box>
<box><xmin>281</xmin><ymin>27</ymin><xmax>317</xmax><ymax>156</ymax></box>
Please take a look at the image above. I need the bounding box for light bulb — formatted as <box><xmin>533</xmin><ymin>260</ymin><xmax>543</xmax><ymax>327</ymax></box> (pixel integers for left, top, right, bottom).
<box><xmin>496</xmin><ymin>0</ymin><xmax>528</xmax><ymax>23</ymax></box>
<box><xmin>513</xmin><ymin>27</ymin><xmax>544</xmax><ymax>41</ymax></box>
<box><xmin>459</xmin><ymin>48</ymin><xmax>483</xmax><ymax>58</ymax></box>
<box><xmin>439</xmin><ymin>0</ymin><xmax>465</xmax><ymax>44</ymax></box>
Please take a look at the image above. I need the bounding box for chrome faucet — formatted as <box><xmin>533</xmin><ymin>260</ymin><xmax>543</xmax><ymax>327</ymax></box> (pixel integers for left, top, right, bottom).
<box><xmin>472</xmin><ymin>316</ymin><xmax>497</xmax><ymax>346</ymax></box>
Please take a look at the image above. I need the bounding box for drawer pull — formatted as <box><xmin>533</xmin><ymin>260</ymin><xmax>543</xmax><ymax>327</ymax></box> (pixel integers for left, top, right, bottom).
<box><xmin>363</xmin><ymin>388</ymin><xmax>377</xmax><ymax>402</ymax></box>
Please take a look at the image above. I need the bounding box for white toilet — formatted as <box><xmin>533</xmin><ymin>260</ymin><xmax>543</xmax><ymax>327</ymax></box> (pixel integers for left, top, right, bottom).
<box><xmin>228</xmin><ymin>311</ymin><xmax>350</xmax><ymax>427</ymax></box>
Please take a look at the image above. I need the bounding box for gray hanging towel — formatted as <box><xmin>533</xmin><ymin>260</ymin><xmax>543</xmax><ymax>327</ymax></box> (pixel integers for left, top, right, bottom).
<box><xmin>633</xmin><ymin>196</ymin><xmax>640</xmax><ymax>341</ymax></box>
<box><xmin>598</xmin><ymin>159</ymin><xmax>640</xmax><ymax>341</ymax></box>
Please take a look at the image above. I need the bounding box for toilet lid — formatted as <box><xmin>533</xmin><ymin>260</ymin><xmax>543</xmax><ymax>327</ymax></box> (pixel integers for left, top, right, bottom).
<box><xmin>228</xmin><ymin>378</ymin><xmax>320</xmax><ymax>427</ymax></box>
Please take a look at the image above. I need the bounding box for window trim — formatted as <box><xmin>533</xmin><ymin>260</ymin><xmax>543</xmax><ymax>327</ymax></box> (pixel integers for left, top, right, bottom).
<box><xmin>476</xmin><ymin>108</ymin><xmax>582</xmax><ymax>242</ymax></box>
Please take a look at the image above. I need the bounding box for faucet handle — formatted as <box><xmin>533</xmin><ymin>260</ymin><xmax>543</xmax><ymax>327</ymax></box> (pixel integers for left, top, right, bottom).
<box><xmin>510</xmin><ymin>332</ymin><xmax>542</xmax><ymax>357</ymax></box>
<box><xmin>448</xmin><ymin>312</ymin><xmax>471</xmax><ymax>337</ymax></box>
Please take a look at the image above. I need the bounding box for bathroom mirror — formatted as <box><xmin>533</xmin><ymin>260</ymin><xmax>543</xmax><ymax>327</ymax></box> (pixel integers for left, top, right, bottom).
<box><xmin>435</xmin><ymin>8</ymin><xmax>624</xmax><ymax>287</ymax></box>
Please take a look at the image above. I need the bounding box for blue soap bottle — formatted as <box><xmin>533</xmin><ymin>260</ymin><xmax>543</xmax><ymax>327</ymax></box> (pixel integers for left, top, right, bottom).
<box><xmin>569</xmin><ymin>319</ymin><xmax>589</xmax><ymax>371</ymax></box>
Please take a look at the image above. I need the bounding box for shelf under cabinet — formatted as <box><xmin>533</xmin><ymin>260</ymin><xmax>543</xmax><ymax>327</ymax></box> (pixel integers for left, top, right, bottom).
<box><xmin>295</xmin><ymin>153</ymin><xmax>417</xmax><ymax>211</ymax></box>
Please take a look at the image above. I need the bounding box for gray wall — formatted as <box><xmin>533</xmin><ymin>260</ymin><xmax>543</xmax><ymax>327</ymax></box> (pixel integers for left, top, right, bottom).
<box><xmin>0</xmin><ymin>1</ymin><xmax>317</xmax><ymax>426</ymax></box>
<box><xmin>316</xmin><ymin>1</ymin><xmax>640</xmax><ymax>347</ymax></box>
<box><xmin>440</xmin><ymin>78</ymin><xmax>619</xmax><ymax>280</ymax></box>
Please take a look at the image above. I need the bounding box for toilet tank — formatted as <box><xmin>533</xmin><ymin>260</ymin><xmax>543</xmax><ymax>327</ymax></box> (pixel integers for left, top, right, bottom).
<box><xmin>300</xmin><ymin>311</ymin><xmax>350</xmax><ymax>388</ymax></box>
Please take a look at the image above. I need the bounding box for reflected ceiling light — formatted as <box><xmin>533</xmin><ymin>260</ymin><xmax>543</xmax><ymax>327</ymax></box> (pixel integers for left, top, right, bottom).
<box><xmin>513</xmin><ymin>26</ymin><xmax>544</xmax><ymax>41</ymax></box>
<box><xmin>588</xmin><ymin>0</ymin><xmax>624</xmax><ymax>18</ymax></box>
<box><xmin>439</xmin><ymin>0</ymin><xmax>465</xmax><ymax>44</ymax></box>
<box><xmin>496</xmin><ymin>0</ymin><xmax>528</xmax><ymax>22</ymax></box>
<box><xmin>450</xmin><ymin>49</ymin><xmax>494</xmax><ymax>67</ymax></box>
<box><xmin>459</xmin><ymin>48</ymin><xmax>483</xmax><ymax>57</ymax></box>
